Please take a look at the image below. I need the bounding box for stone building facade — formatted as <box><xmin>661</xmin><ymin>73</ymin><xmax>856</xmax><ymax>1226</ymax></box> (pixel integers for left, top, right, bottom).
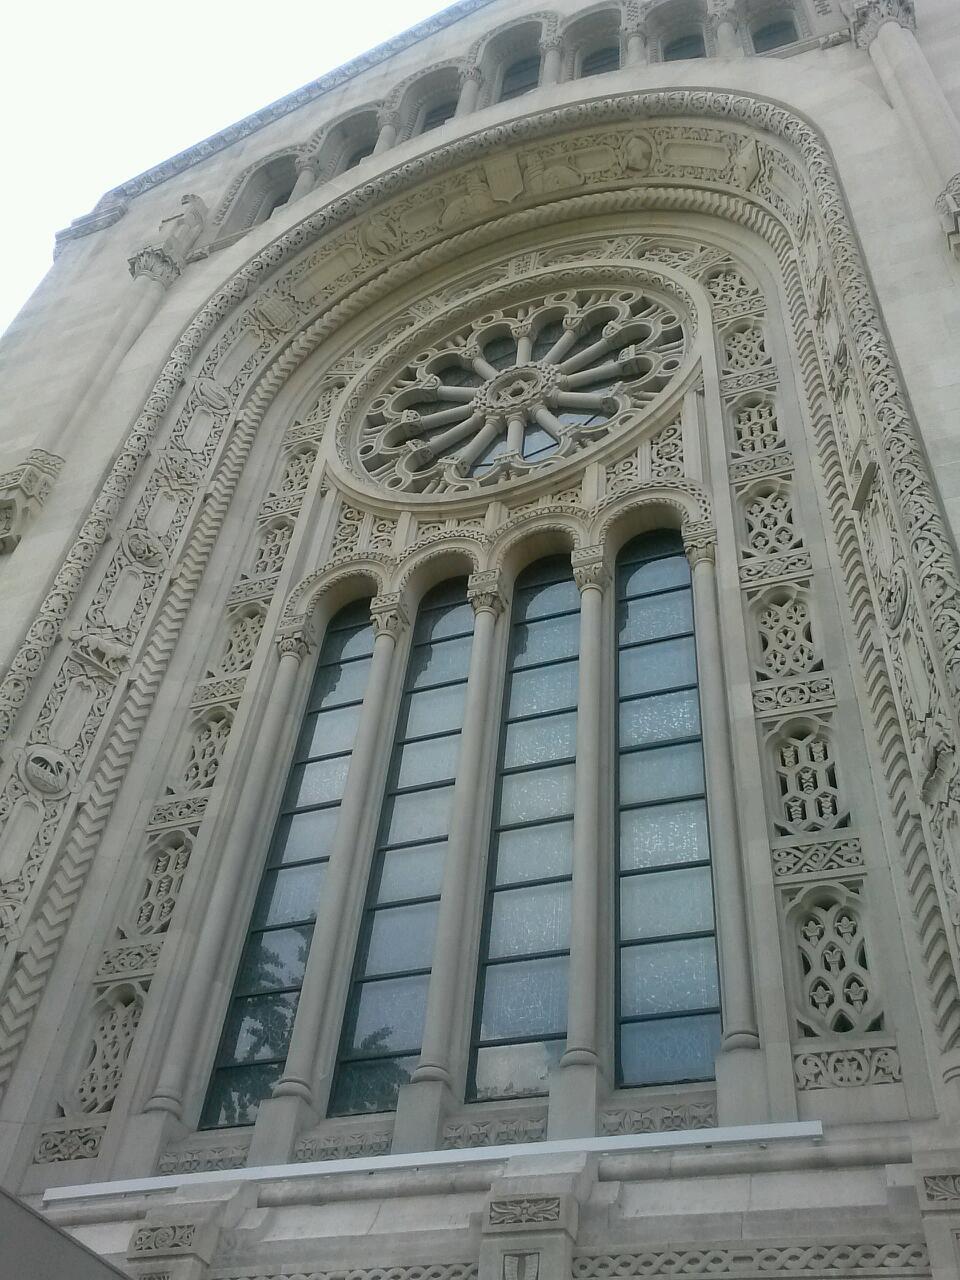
<box><xmin>1</xmin><ymin>0</ymin><xmax>960</xmax><ymax>1275</ymax></box>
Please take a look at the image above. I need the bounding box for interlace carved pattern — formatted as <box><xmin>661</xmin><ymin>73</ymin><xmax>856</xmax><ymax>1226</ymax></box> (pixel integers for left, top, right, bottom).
<box><xmin>793</xmin><ymin>891</ymin><xmax>882</xmax><ymax>1038</ymax></box>
<box><xmin>212</xmin><ymin>1267</ymin><xmax>478</xmax><ymax>1280</ymax></box>
<box><xmin>758</xmin><ymin>595</ymin><xmax>821</xmax><ymax>679</ymax></box>
<box><xmin>75</xmin><ymin>985</ymin><xmax>143</xmax><ymax>1113</ymax></box>
<box><xmin>794</xmin><ymin>1043</ymin><xmax>901</xmax><ymax>1089</ymax></box>
<box><xmin>442</xmin><ymin>1115</ymin><xmax>546</xmax><ymax>1148</ymax></box>
<box><xmin>774</xmin><ymin>726</ymin><xmax>848</xmax><ymax>835</ymax></box>
<box><xmin>214</xmin><ymin>608</ymin><xmax>265</xmax><ymax>675</ymax></box>
<box><xmin>276</xmin><ymin>447</ymin><xmax>317</xmax><ymax>494</ymax></box>
<box><xmin>733</xmin><ymin>397</ymin><xmax>783</xmax><ymax>454</ymax></box>
<box><xmin>705</xmin><ymin>268</ymin><xmax>761</xmax><ymax>310</ymax></box>
<box><xmin>251</xmin><ymin>520</ymin><xmax>293</xmax><ymax>577</ymax></box>
<box><xmin>723</xmin><ymin>323</ymin><xmax>771</xmax><ymax>371</ymax></box>
<box><xmin>357</xmin><ymin>287</ymin><xmax>686</xmax><ymax>494</ymax></box>
<box><xmin>34</xmin><ymin>1124</ymin><xmax>104</xmax><ymax>1163</ymax></box>
<box><xmin>180</xmin><ymin>711</ymin><xmax>232</xmax><ymax>793</ymax></box>
<box><xmin>771</xmin><ymin>839</ymin><xmax>863</xmax><ymax>878</ymax></box>
<box><xmin>126</xmin><ymin>835</ymin><xmax>191</xmax><ymax>936</ymax></box>
<box><xmin>744</xmin><ymin>489</ymin><xmax>803</xmax><ymax>557</ymax></box>
<box><xmin>573</xmin><ymin>1243</ymin><xmax>928</xmax><ymax>1276</ymax></box>
<box><xmin>600</xmin><ymin>1100</ymin><xmax>716</xmax><ymax>1134</ymax></box>
<box><xmin>649</xmin><ymin>418</ymin><xmax>684</xmax><ymax>480</ymax></box>
<box><xmin>295</xmin><ymin>1129</ymin><xmax>393</xmax><ymax>1161</ymax></box>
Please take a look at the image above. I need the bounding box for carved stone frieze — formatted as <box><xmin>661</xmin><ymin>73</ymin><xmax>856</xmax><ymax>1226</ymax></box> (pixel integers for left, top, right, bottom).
<box><xmin>34</xmin><ymin>1123</ymin><xmax>105</xmax><ymax>1163</ymax></box>
<box><xmin>793</xmin><ymin>1043</ymin><xmax>902</xmax><ymax>1089</ymax></box>
<box><xmin>443</xmin><ymin>1113</ymin><xmax>547</xmax><ymax>1148</ymax></box>
<box><xmin>573</xmin><ymin>1243</ymin><xmax>928</xmax><ymax>1276</ymax></box>
<box><xmin>489</xmin><ymin>1198</ymin><xmax>562</xmax><ymax>1227</ymax></box>
<box><xmin>157</xmin><ymin>1144</ymin><xmax>249</xmax><ymax>1174</ymax></box>
<box><xmin>147</xmin><ymin>795</ymin><xmax>208</xmax><ymax>830</ymax></box>
<box><xmin>600</xmin><ymin>1098</ymin><xmax>717</xmax><ymax>1134</ymax></box>
<box><xmin>921</xmin><ymin>1172</ymin><xmax>960</xmax><ymax>1206</ymax></box>
<box><xmin>294</xmin><ymin>1128</ymin><xmax>393</xmax><ymax>1161</ymax></box>
<box><xmin>771</xmin><ymin>838</ymin><xmax>864</xmax><ymax>879</ymax></box>
<box><xmin>752</xmin><ymin>675</ymin><xmax>836</xmax><ymax>716</ymax></box>
<box><xmin>129</xmin><ymin>1224</ymin><xmax>197</xmax><ymax>1257</ymax></box>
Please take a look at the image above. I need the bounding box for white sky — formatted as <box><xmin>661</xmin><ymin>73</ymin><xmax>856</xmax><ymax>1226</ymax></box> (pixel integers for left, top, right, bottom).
<box><xmin>0</xmin><ymin>0</ymin><xmax>458</xmax><ymax>334</ymax></box>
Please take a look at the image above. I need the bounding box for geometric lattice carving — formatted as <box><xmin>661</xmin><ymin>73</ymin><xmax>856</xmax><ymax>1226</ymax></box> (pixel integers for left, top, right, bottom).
<box><xmin>757</xmin><ymin>591</ymin><xmax>821</xmax><ymax>679</ymax></box>
<box><xmin>733</xmin><ymin>395</ymin><xmax>783</xmax><ymax>454</ymax></box>
<box><xmin>773</xmin><ymin>721</ymin><xmax>848</xmax><ymax>835</ymax></box>
<box><xmin>75</xmin><ymin>985</ymin><xmax>143</xmax><ymax>1113</ymax></box>
<box><xmin>126</xmin><ymin>834</ymin><xmax>191</xmax><ymax>937</ymax></box>
<box><xmin>214</xmin><ymin>607</ymin><xmax>265</xmax><ymax>675</ymax></box>
<box><xmin>276</xmin><ymin>446</ymin><xmax>317</xmax><ymax>494</ymax></box>
<box><xmin>180</xmin><ymin>710</ymin><xmax>232</xmax><ymax>793</ymax></box>
<box><xmin>252</xmin><ymin>519</ymin><xmax>293</xmax><ymax>576</ymax></box>
<box><xmin>649</xmin><ymin>417</ymin><xmax>684</xmax><ymax>479</ymax></box>
<box><xmin>705</xmin><ymin>267</ymin><xmax>760</xmax><ymax>310</ymax></box>
<box><xmin>574</xmin><ymin>1244</ymin><xmax>928</xmax><ymax>1277</ymax></box>
<box><xmin>723</xmin><ymin>323</ymin><xmax>771</xmax><ymax>371</ymax></box>
<box><xmin>790</xmin><ymin>885</ymin><xmax>883</xmax><ymax>1038</ymax></box>
<box><xmin>771</xmin><ymin>838</ymin><xmax>864</xmax><ymax>879</ymax></box>
<box><xmin>744</xmin><ymin>487</ymin><xmax>804</xmax><ymax>557</ymax></box>
<box><xmin>794</xmin><ymin>1043</ymin><xmax>901</xmax><ymax>1088</ymax></box>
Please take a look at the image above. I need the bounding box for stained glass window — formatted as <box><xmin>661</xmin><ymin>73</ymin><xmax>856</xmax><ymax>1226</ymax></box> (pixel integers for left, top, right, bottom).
<box><xmin>201</xmin><ymin>599</ymin><xmax>374</xmax><ymax>1128</ymax></box>
<box><xmin>468</xmin><ymin>557</ymin><xmax>580</xmax><ymax>1100</ymax></box>
<box><xmin>329</xmin><ymin>580</ymin><xmax>472</xmax><ymax>1114</ymax></box>
<box><xmin>615</xmin><ymin>532</ymin><xmax>721</xmax><ymax>1086</ymax></box>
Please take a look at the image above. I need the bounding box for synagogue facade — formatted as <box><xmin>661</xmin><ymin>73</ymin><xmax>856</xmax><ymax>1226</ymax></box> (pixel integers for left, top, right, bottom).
<box><xmin>1</xmin><ymin>0</ymin><xmax>960</xmax><ymax>1276</ymax></box>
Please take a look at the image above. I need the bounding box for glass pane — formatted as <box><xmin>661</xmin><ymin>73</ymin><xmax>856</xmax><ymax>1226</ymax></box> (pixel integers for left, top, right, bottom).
<box><xmin>619</xmin><ymin>637</ymin><xmax>698</xmax><ymax>697</ymax></box>
<box><xmin>396</xmin><ymin>734</ymin><xmax>460</xmax><ymax>789</ymax></box>
<box><xmin>377</xmin><ymin>842</ymin><xmax>446</xmax><ymax>902</ymax></box>
<box><xmin>620</xmin><ymin>800</ymin><xmax>709</xmax><ymax>871</ymax></box>
<box><xmin>329</xmin><ymin>1055</ymin><xmax>417</xmax><ymax>1115</ymax></box>
<box><xmin>499</xmin><ymin>763</ymin><xmax>575</xmax><ymax>825</ymax></box>
<box><xmin>415</xmin><ymin>600</ymin><xmax>474</xmax><ymax>641</ymax></box>
<box><xmin>620</xmin><ymin>1013</ymin><xmax>721</xmax><ymax>1086</ymax></box>
<box><xmin>620</xmin><ymin>742</ymin><xmax>704</xmax><ymax>805</ymax></box>
<box><xmin>517</xmin><ymin>578</ymin><xmax>580</xmax><ymax>621</ymax></box>
<box><xmin>320</xmin><ymin>624</ymin><xmax>374</xmax><ymax>664</ymax></box>
<box><xmin>236</xmin><ymin>925</ymin><xmax>312</xmax><ymax>993</ymax></box>
<box><xmin>384</xmin><ymin>785</ymin><xmax>454</xmax><ymax>845</ymax></box>
<box><xmin>272</xmin><ymin>806</ymin><xmax>339</xmax><ymax>864</ymax></box>
<box><xmin>218</xmin><ymin>992</ymin><xmax>298</xmax><ymax>1064</ymax></box>
<box><xmin>620</xmin><ymin>867</ymin><xmax>714</xmax><ymax>942</ymax></box>
<box><xmin>619</xmin><ymin>688</ymin><xmax>701</xmax><ymax>747</ymax></box>
<box><xmin>620</xmin><ymin>937</ymin><xmax>719</xmax><ymax>1018</ymax></box>
<box><xmin>401</xmin><ymin>684</ymin><xmax>466</xmax><ymax>738</ymax></box>
<box><xmin>619</xmin><ymin>532</ymin><xmax>684</xmax><ymax>564</ymax></box>
<box><xmin>513</xmin><ymin>614</ymin><xmax>579</xmax><ymax>667</ymax></box>
<box><xmin>285</xmin><ymin>756</ymin><xmax>351</xmax><ymax>808</ymax></box>
<box><xmin>252</xmin><ymin>864</ymin><xmax>326</xmax><ymax>928</ymax></box>
<box><xmin>350</xmin><ymin>974</ymin><xmax>429</xmax><ymax>1054</ymax></box>
<box><xmin>408</xmin><ymin>635</ymin><xmax>472</xmax><ymax>689</ymax></box>
<box><xmin>201</xmin><ymin>1062</ymin><xmax>282</xmax><ymax>1127</ymax></box>
<box><xmin>310</xmin><ymin>658</ymin><xmax>371</xmax><ymax>709</ymax></box>
<box><xmin>479</xmin><ymin>956</ymin><xmax>568</xmax><ymax>1040</ymax></box>
<box><xmin>508</xmin><ymin>661</ymin><xmax>578</xmax><ymax>717</ymax></box>
<box><xmin>365</xmin><ymin>901</ymin><xmax>439</xmax><ymax>975</ymax></box>
<box><xmin>488</xmin><ymin>882</ymin><xmax>570</xmax><ymax>958</ymax></box>
<box><xmin>298</xmin><ymin>704</ymin><xmax>361</xmax><ymax>759</ymax></box>
<box><xmin>495</xmin><ymin>822</ymin><xmax>573</xmax><ymax>884</ymax></box>
<box><xmin>618</xmin><ymin>590</ymin><xmax>693</xmax><ymax>645</ymax></box>
<box><xmin>473</xmin><ymin>1040</ymin><xmax>562</xmax><ymax>1101</ymax></box>
<box><xmin>504</xmin><ymin>712</ymin><xmax>577</xmax><ymax>768</ymax></box>
<box><xmin>522</xmin><ymin>425</ymin><xmax>557</xmax><ymax>459</ymax></box>
<box><xmin>619</xmin><ymin>555</ymin><xmax>689</xmax><ymax>599</ymax></box>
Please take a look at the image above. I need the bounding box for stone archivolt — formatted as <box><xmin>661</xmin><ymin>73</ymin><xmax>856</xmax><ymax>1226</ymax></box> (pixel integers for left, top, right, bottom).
<box><xmin>0</xmin><ymin>93</ymin><xmax>958</xmax><ymax>1185</ymax></box>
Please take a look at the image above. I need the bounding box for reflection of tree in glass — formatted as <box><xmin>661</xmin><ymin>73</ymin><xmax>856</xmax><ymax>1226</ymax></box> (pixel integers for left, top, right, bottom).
<box><xmin>337</xmin><ymin>1027</ymin><xmax>411</xmax><ymax>1114</ymax></box>
<box><xmin>211</xmin><ymin>929</ymin><xmax>310</xmax><ymax>1128</ymax></box>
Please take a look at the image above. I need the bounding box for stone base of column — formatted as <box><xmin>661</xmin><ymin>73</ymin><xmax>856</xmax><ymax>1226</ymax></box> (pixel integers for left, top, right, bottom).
<box><xmin>392</xmin><ymin>1078</ymin><xmax>456</xmax><ymax>1153</ymax></box>
<box><xmin>112</xmin><ymin>1108</ymin><xmax>188</xmax><ymax>1180</ymax></box>
<box><xmin>547</xmin><ymin>1060</ymin><xmax>606</xmax><ymax>1139</ymax></box>
<box><xmin>247</xmin><ymin>1094</ymin><xmax>318</xmax><ymax>1167</ymax></box>
<box><xmin>716</xmin><ymin>1044</ymin><xmax>768</xmax><ymax>1126</ymax></box>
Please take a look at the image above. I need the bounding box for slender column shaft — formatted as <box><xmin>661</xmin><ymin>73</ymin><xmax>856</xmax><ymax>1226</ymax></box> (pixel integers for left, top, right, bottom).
<box><xmin>413</xmin><ymin>577</ymin><xmax>504</xmax><ymax>1083</ymax></box>
<box><xmin>374</xmin><ymin>115</ymin><xmax>399</xmax><ymax>155</ymax></box>
<box><xmin>715</xmin><ymin>17</ymin><xmax>743</xmax><ymax>57</ymax></box>
<box><xmin>145</xmin><ymin>640</ymin><xmax>310</xmax><ymax>1116</ymax></box>
<box><xmin>272</xmin><ymin>615</ymin><xmax>402</xmax><ymax>1102</ymax></box>
<box><xmin>624</xmin><ymin>31</ymin><xmax>647</xmax><ymax>66</ymax></box>
<box><xmin>688</xmin><ymin>546</ymin><xmax>759</xmax><ymax>1050</ymax></box>
<box><xmin>560</xmin><ymin>557</ymin><xmax>607</xmax><ymax>1066</ymax></box>
<box><xmin>540</xmin><ymin>42</ymin><xmax>563</xmax><ymax>86</ymax></box>
<box><xmin>290</xmin><ymin>161</ymin><xmax>318</xmax><ymax>202</ymax></box>
<box><xmin>456</xmin><ymin>69</ymin><xmax>481</xmax><ymax>117</ymax></box>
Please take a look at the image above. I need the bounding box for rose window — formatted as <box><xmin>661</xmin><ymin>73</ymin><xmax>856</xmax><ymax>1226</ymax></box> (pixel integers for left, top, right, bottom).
<box><xmin>356</xmin><ymin>289</ymin><xmax>687</xmax><ymax>494</ymax></box>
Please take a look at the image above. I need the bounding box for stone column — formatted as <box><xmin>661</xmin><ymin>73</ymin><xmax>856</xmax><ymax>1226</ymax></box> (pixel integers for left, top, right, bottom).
<box><xmin>540</xmin><ymin>38</ymin><xmax>563</xmax><ymax>86</ymax></box>
<box><xmin>290</xmin><ymin>155</ymin><xmax>319</xmax><ymax>201</ymax></box>
<box><xmin>709</xmin><ymin>1</ymin><xmax>744</xmax><ymax>57</ymax></box>
<box><xmin>685</xmin><ymin>535</ymin><xmax>763</xmax><ymax>1120</ymax></box>
<box><xmin>623</xmin><ymin>24</ymin><xmax>648</xmax><ymax>66</ymax></box>
<box><xmin>247</xmin><ymin>594</ymin><xmax>407</xmax><ymax>1164</ymax></box>
<box><xmin>374</xmin><ymin>109</ymin><xmax>399</xmax><ymax>154</ymax></box>
<box><xmin>550</xmin><ymin>547</ymin><xmax>608</xmax><ymax>1139</ymax></box>
<box><xmin>855</xmin><ymin>0</ymin><xmax>960</xmax><ymax>252</ymax></box>
<box><xmin>121</xmin><ymin>634</ymin><xmax>312</xmax><ymax>1169</ymax></box>
<box><xmin>456</xmin><ymin>65</ymin><xmax>482</xmax><ymax>117</ymax></box>
<box><xmin>392</xmin><ymin>572</ymin><xmax>506</xmax><ymax>1153</ymax></box>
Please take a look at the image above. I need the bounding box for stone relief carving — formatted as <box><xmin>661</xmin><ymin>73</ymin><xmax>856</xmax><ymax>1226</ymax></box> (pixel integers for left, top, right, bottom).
<box><xmin>294</xmin><ymin>1128</ymin><xmax>393</xmax><ymax>1161</ymax></box>
<box><xmin>489</xmin><ymin>1198</ymin><xmax>562</xmax><ymax>1226</ymax></box>
<box><xmin>34</xmin><ymin>1123</ymin><xmax>105</xmax><ymax>1164</ymax></box>
<box><xmin>599</xmin><ymin>1099</ymin><xmax>717</xmax><ymax>1134</ymax></box>
<box><xmin>443</xmin><ymin>1114</ymin><xmax>546</xmax><ymax>1148</ymax></box>
<box><xmin>0</xmin><ymin>449</ymin><xmax>65</xmax><ymax>554</ymax></box>
<box><xmin>794</xmin><ymin>1043</ymin><xmax>902</xmax><ymax>1089</ymax></box>
<box><xmin>573</xmin><ymin>1243</ymin><xmax>928</xmax><ymax>1277</ymax></box>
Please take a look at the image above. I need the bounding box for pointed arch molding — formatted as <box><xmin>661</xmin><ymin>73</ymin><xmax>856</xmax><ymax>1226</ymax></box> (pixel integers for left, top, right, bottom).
<box><xmin>2</xmin><ymin>89</ymin><xmax>960</xmax><ymax>1104</ymax></box>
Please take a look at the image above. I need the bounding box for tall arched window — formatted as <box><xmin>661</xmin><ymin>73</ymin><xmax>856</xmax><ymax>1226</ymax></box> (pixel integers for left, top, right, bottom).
<box><xmin>615</xmin><ymin>532</ymin><xmax>720</xmax><ymax>1087</ymax></box>
<box><xmin>330</xmin><ymin>579</ymin><xmax>473</xmax><ymax>1114</ymax></box>
<box><xmin>421</xmin><ymin>100</ymin><xmax>458</xmax><ymax>132</ymax></box>
<box><xmin>469</xmin><ymin>557</ymin><xmax>580</xmax><ymax>1101</ymax></box>
<box><xmin>751</xmin><ymin>16</ymin><xmax>798</xmax><ymax>51</ymax></box>
<box><xmin>581</xmin><ymin>45</ymin><xmax>620</xmax><ymax>76</ymax></box>
<box><xmin>662</xmin><ymin>31</ymin><xmax>707</xmax><ymax>60</ymax></box>
<box><xmin>499</xmin><ymin>55</ymin><xmax>541</xmax><ymax>101</ymax></box>
<box><xmin>200</xmin><ymin>599</ymin><xmax>374</xmax><ymax>1128</ymax></box>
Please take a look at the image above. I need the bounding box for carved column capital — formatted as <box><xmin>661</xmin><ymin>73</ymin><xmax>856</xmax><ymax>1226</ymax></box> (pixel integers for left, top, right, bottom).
<box><xmin>0</xmin><ymin>449</ymin><xmax>65</xmax><ymax>553</ymax></box>
<box><xmin>377</xmin><ymin>107</ymin><xmax>400</xmax><ymax>129</ymax></box>
<box><xmin>294</xmin><ymin>153</ymin><xmax>320</xmax><ymax>178</ymax></box>
<box><xmin>852</xmin><ymin>0</ymin><xmax>915</xmax><ymax>47</ymax></box>
<box><xmin>370</xmin><ymin>592</ymin><xmax>408</xmax><ymax>639</ymax></box>
<box><xmin>539</xmin><ymin>35</ymin><xmax>562</xmax><ymax>54</ymax></box>
<box><xmin>571</xmin><ymin>545</ymin><xmax>611</xmax><ymax>592</ymax></box>
<box><xmin>128</xmin><ymin>246</ymin><xmax>181</xmax><ymax>288</ymax></box>
<box><xmin>468</xmin><ymin>570</ymin><xmax>507</xmax><ymax>616</ymax></box>
<box><xmin>683</xmin><ymin>522</ymin><xmax>719</xmax><ymax>568</ymax></box>
<box><xmin>459</xmin><ymin>62</ymin><xmax>482</xmax><ymax>85</ymax></box>
<box><xmin>276</xmin><ymin>631</ymin><xmax>313</xmax><ymax>662</ymax></box>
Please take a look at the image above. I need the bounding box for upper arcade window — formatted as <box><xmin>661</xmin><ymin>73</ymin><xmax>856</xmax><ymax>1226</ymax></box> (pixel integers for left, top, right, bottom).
<box><xmin>220</xmin><ymin>155</ymin><xmax>298</xmax><ymax>238</ymax></box>
<box><xmin>353</xmin><ymin>287</ymin><xmax>688</xmax><ymax>496</ymax></box>
<box><xmin>499</xmin><ymin>55</ymin><xmax>541</xmax><ymax>101</ymax></box>
<box><xmin>421</xmin><ymin>99</ymin><xmax>458</xmax><ymax>133</ymax></box>
<box><xmin>581</xmin><ymin>45</ymin><xmax>621</xmax><ymax>76</ymax></box>
<box><xmin>344</xmin><ymin>143</ymin><xmax>375</xmax><ymax>170</ymax></box>
<box><xmin>751</xmin><ymin>17</ymin><xmax>799</xmax><ymax>51</ymax></box>
<box><xmin>662</xmin><ymin>30</ymin><xmax>707</xmax><ymax>60</ymax></box>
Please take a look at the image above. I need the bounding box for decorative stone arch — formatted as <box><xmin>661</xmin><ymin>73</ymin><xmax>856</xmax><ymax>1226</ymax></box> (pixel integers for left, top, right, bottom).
<box><xmin>212</xmin><ymin>149</ymin><xmax>302</xmax><ymax>237</ymax></box>
<box><xmin>560</xmin><ymin>5</ymin><xmax>626</xmax><ymax>79</ymax></box>
<box><xmin>280</xmin><ymin>560</ymin><xmax>389</xmax><ymax>638</ymax></box>
<box><xmin>306</xmin><ymin>109</ymin><xmax>381</xmax><ymax>181</ymax></box>
<box><xmin>470</xmin><ymin>12</ymin><xmax>559</xmax><ymax>106</ymax></box>
<box><xmin>488</xmin><ymin>511</ymin><xmax>587</xmax><ymax>581</ymax></box>
<box><xmin>741</xmin><ymin>0</ymin><xmax>811</xmax><ymax>52</ymax></box>
<box><xmin>7</xmin><ymin>87</ymin><xmax>960</xmax><ymax>1124</ymax></box>
<box><xmin>590</xmin><ymin>481</ymin><xmax>713</xmax><ymax>557</ymax></box>
<box><xmin>384</xmin><ymin>61</ymin><xmax>465</xmax><ymax>141</ymax></box>
<box><xmin>645</xmin><ymin>0</ymin><xmax>714</xmax><ymax>60</ymax></box>
<box><xmin>393</xmin><ymin>539</ymin><xmax>484</xmax><ymax>600</ymax></box>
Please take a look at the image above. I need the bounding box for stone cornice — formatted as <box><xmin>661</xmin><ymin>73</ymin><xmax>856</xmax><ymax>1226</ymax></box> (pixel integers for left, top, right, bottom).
<box><xmin>56</xmin><ymin>0</ymin><xmax>499</xmax><ymax>236</ymax></box>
